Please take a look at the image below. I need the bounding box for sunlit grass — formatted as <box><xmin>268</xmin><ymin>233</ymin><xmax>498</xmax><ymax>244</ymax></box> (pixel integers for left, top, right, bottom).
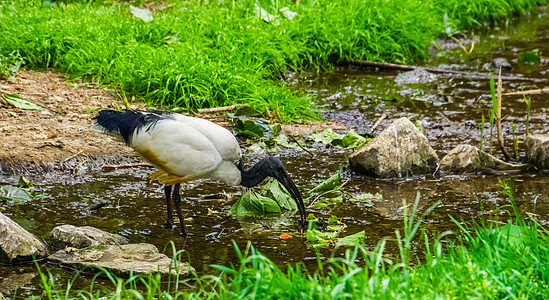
<box><xmin>0</xmin><ymin>0</ymin><xmax>545</xmax><ymax>120</ymax></box>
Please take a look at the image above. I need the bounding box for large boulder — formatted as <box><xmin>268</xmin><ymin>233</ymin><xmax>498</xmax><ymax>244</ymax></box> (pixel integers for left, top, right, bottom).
<box><xmin>349</xmin><ymin>117</ymin><xmax>438</xmax><ymax>178</ymax></box>
<box><xmin>50</xmin><ymin>225</ymin><xmax>129</xmax><ymax>250</ymax></box>
<box><xmin>0</xmin><ymin>212</ymin><xmax>47</xmax><ymax>263</ymax></box>
<box><xmin>525</xmin><ymin>134</ymin><xmax>549</xmax><ymax>170</ymax></box>
<box><xmin>440</xmin><ymin>144</ymin><xmax>527</xmax><ymax>173</ymax></box>
<box><xmin>48</xmin><ymin>243</ymin><xmax>193</xmax><ymax>277</ymax></box>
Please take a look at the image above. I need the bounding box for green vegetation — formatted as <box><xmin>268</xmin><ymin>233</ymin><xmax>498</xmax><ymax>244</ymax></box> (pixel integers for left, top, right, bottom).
<box><xmin>27</xmin><ymin>180</ymin><xmax>549</xmax><ymax>299</ymax></box>
<box><xmin>0</xmin><ymin>0</ymin><xmax>546</xmax><ymax>120</ymax></box>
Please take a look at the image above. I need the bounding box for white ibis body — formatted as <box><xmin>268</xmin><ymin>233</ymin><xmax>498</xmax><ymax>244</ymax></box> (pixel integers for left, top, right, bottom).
<box><xmin>93</xmin><ymin>109</ymin><xmax>307</xmax><ymax>235</ymax></box>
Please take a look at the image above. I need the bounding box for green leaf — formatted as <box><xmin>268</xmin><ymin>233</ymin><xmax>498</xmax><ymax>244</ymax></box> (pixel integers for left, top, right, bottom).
<box><xmin>517</xmin><ymin>50</ymin><xmax>540</xmax><ymax>65</ymax></box>
<box><xmin>310</xmin><ymin>128</ymin><xmax>343</xmax><ymax>144</ymax></box>
<box><xmin>273</xmin><ymin>134</ymin><xmax>298</xmax><ymax>149</ymax></box>
<box><xmin>262</xmin><ymin>180</ymin><xmax>297</xmax><ymax>210</ymax></box>
<box><xmin>17</xmin><ymin>176</ymin><xmax>33</xmax><ymax>188</ymax></box>
<box><xmin>4</xmin><ymin>93</ymin><xmax>42</xmax><ymax>110</ymax></box>
<box><xmin>229</xmin><ymin>190</ymin><xmax>282</xmax><ymax>216</ymax></box>
<box><xmin>229</xmin><ymin>190</ymin><xmax>265</xmax><ymax>216</ymax></box>
<box><xmin>313</xmin><ymin>194</ymin><xmax>343</xmax><ymax>209</ymax></box>
<box><xmin>233</xmin><ymin>119</ymin><xmax>271</xmax><ymax>138</ymax></box>
<box><xmin>493</xmin><ymin>222</ymin><xmax>530</xmax><ymax>247</ymax></box>
<box><xmin>341</xmin><ymin>131</ymin><xmax>368</xmax><ymax>148</ymax></box>
<box><xmin>0</xmin><ymin>185</ymin><xmax>32</xmax><ymax>202</ymax></box>
<box><xmin>327</xmin><ymin>215</ymin><xmax>347</xmax><ymax>231</ymax></box>
<box><xmin>349</xmin><ymin>193</ymin><xmax>381</xmax><ymax>206</ymax></box>
<box><xmin>309</xmin><ymin>172</ymin><xmax>342</xmax><ymax>195</ymax></box>
<box><xmin>257</xmin><ymin>193</ymin><xmax>281</xmax><ymax>213</ymax></box>
<box><xmin>271</xmin><ymin>124</ymin><xmax>282</xmax><ymax>136</ymax></box>
<box><xmin>130</xmin><ymin>5</ymin><xmax>153</xmax><ymax>22</ymax></box>
<box><xmin>306</xmin><ymin>228</ymin><xmax>337</xmax><ymax>248</ymax></box>
<box><xmin>336</xmin><ymin>231</ymin><xmax>366</xmax><ymax>247</ymax></box>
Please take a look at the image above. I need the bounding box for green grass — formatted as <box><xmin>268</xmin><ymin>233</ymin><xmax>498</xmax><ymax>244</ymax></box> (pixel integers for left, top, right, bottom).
<box><xmin>0</xmin><ymin>0</ymin><xmax>546</xmax><ymax>121</ymax></box>
<box><xmin>28</xmin><ymin>179</ymin><xmax>549</xmax><ymax>299</ymax></box>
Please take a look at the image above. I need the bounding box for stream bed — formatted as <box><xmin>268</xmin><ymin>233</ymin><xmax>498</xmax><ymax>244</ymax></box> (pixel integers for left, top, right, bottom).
<box><xmin>1</xmin><ymin>7</ymin><xmax>548</xmax><ymax>297</ymax></box>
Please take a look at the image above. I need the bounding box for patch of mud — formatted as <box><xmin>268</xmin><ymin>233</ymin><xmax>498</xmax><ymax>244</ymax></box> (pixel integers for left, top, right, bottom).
<box><xmin>0</xmin><ymin>70</ymin><xmax>346</xmax><ymax>175</ymax></box>
<box><xmin>0</xmin><ymin>70</ymin><xmax>147</xmax><ymax>174</ymax></box>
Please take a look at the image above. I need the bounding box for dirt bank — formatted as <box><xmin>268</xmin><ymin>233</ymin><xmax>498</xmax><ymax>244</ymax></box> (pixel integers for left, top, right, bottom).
<box><xmin>0</xmin><ymin>70</ymin><xmax>344</xmax><ymax>175</ymax></box>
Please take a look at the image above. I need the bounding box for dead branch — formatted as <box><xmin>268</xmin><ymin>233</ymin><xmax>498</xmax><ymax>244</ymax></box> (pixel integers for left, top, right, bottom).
<box><xmin>101</xmin><ymin>163</ymin><xmax>154</xmax><ymax>170</ymax></box>
<box><xmin>503</xmin><ymin>88</ymin><xmax>549</xmax><ymax>96</ymax></box>
<box><xmin>369</xmin><ymin>114</ymin><xmax>387</xmax><ymax>133</ymax></box>
<box><xmin>288</xmin><ymin>135</ymin><xmax>314</xmax><ymax>156</ymax></box>
<box><xmin>449</xmin><ymin>36</ymin><xmax>469</xmax><ymax>54</ymax></box>
<box><xmin>349</xmin><ymin>60</ymin><xmax>547</xmax><ymax>83</ymax></box>
<box><xmin>196</xmin><ymin>104</ymin><xmax>246</xmax><ymax>114</ymax></box>
<box><xmin>496</xmin><ymin>67</ymin><xmax>512</xmax><ymax>162</ymax></box>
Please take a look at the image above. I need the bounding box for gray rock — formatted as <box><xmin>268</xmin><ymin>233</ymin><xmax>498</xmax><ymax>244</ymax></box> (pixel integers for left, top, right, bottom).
<box><xmin>394</xmin><ymin>68</ymin><xmax>437</xmax><ymax>84</ymax></box>
<box><xmin>349</xmin><ymin>117</ymin><xmax>439</xmax><ymax>178</ymax></box>
<box><xmin>49</xmin><ymin>243</ymin><xmax>193</xmax><ymax>277</ymax></box>
<box><xmin>525</xmin><ymin>134</ymin><xmax>549</xmax><ymax>169</ymax></box>
<box><xmin>491</xmin><ymin>57</ymin><xmax>512</xmax><ymax>71</ymax></box>
<box><xmin>440</xmin><ymin>144</ymin><xmax>526</xmax><ymax>174</ymax></box>
<box><xmin>50</xmin><ymin>225</ymin><xmax>129</xmax><ymax>250</ymax></box>
<box><xmin>0</xmin><ymin>212</ymin><xmax>47</xmax><ymax>263</ymax></box>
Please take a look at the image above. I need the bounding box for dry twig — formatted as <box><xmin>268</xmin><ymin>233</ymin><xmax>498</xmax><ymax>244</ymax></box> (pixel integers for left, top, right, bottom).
<box><xmin>496</xmin><ymin>67</ymin><xmax>512</xmax><ymax>161</ymax></box>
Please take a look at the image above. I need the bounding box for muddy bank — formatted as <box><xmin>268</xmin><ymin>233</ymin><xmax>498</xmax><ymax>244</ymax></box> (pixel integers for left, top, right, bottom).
<box><xmin>0</xmin><ymin>70</ymin><xmax>143</xmax><ymax>174</ymax></box>
<box><xmin>0</xmin><ymin>70</ymin><xmax>346</xmax><ymax>175</ymax></box>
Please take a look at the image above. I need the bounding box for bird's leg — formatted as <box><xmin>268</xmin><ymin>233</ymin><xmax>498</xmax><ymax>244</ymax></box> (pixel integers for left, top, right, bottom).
<box><xmin>172</xmin><ymin>183</ymin><xmax>189</xmax><ymax>235</ymax></box>
<box><xmin>162</xmin><ymin>185</ymin><xmax>175</xmax><ymax>229</ymax></box>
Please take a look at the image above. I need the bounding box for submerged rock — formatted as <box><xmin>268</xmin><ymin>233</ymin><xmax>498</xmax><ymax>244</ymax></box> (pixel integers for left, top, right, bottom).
<box><xmin>50</xmin><ymin>225</ymin><xmax>129</xmax><ymax>250</ymax></box>
<box><xmin>394</xmin><ymin>68</ymin><xmax>437</xmax><ymax>84</ymax></box>
<box><xmin>0</xmin><ymin>212</ymin><xmax>47</xmax><ymax>263</ymax></box>
<box><xmin>48</xmin><ymin>243</ymin><xmax>193</xmax><ymax>277</ymax></box>
<box><xmin>525</xmin><ymin>134</ymin><xmax>549</xmax><ymax>170</ymax></box>
<box><xmin>483</xmin><ymin>57</ymin><xmax>512</xmax><ymax>71</ymax></box>
<box><xmin>349</xmin><ymin>117</ymin><xmax>439</xmax><ymax>178</ymax></box>
<box><xmin>440</xmin><ymin>144</ymin><xmax>526</xmax><ymax>174</ymax></box>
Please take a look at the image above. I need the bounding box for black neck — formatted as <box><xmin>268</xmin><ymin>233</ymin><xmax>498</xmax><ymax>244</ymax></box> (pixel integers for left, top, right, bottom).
<box><xmin>238</xmin><ymin>158</ymin><xmax>272</xmax><ymax>187</ymax></box>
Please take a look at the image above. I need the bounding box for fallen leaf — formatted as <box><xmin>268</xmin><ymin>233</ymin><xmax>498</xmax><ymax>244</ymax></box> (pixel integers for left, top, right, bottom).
<box><xmin>280</xmin><ymin>233</ymin><xmax>292</xmax><ymax>239</ymax></box>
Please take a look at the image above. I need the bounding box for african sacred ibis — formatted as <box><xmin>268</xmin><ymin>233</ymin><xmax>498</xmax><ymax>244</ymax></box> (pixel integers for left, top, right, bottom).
<box><xmin>93</xmin><ymin>109</ymin><xmax>307</xmax><ymax>235</ymax></box>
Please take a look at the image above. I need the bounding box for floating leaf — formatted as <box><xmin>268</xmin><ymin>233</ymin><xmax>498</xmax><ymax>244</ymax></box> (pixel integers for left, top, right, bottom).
<box><xmin>311</xmin><ymin>129</ymin><xmax>367</xmax><ymax>149</ymax></box>
<box><xmin>262</xmin><ymin>180</ymin><xmax>297</xmax><ymax>210</ymax></box>
<box><xmin>313</xmin><ymin>194</ymin><xmax>343</xmax><ymax>209</ymax></box>
<box><xmin>306</xmin><ymin>228</ymin><xmax>337</xmax><ymax>248</ymax></box>
<box><xmin>17</xmin><ymin>176</ymin><xmax>34</xmax><ymax>189</ymax></box>
<box><xmin>130</xmin><ymin>5</ymin><xmax>153</xmax><ymax>22</ymax></box>
<box><xmin>279</xmin><ymin>7</ymin><xmax>297</xmax><ymax>20</ymax></box>
<box><xmin>517</xmin><ymin>50</ymin><xmax>541</xmax><ymax>66</ymax></box>
<box><xmin>308</xmin><ymin>172</ymin><xmax>342</xmax><ymax>195</ymax></box>
<box><xmin>229</xmin><ymin>190</ymin><xmax>265</xmax><ymax>216</ymax></box>
<box><xmin>310</xmin><ymin>128</ymin><xmax>343</xmax><ymax>144</ymax></box>
<box><xmin>349</xmin><ymin>193</ymin><xmax>380</xmax><ymax>206</ymax></box>
<box><xmin>335</xmin><ymin>230</ymin><xmax>365</xmax><ymax>247</ymax></box>
<box><xmin>4</xmin><ymin>93</ymin><xmax>42</xmax><ymax>110</ymax></box>
<box><xmin>273</xmin><ymin>134</ymin><xmax>299</xmax><ymax>149</ymax></box>
<box><xmin>0</xmin><ymin>185</ymin><xmax>32</xmax><ymax>203</ymax></box>
<box><xmin>327</xmin><ymin>215</ymin><xmax>347</xmax><ymax>231</ymax></box>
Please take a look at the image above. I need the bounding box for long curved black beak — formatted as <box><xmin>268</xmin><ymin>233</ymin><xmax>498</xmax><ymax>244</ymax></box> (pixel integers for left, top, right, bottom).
<box><xmin>276</xmin><ymin>172</ymin><xmax>308</xmax><ymax>232</ymax></box>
